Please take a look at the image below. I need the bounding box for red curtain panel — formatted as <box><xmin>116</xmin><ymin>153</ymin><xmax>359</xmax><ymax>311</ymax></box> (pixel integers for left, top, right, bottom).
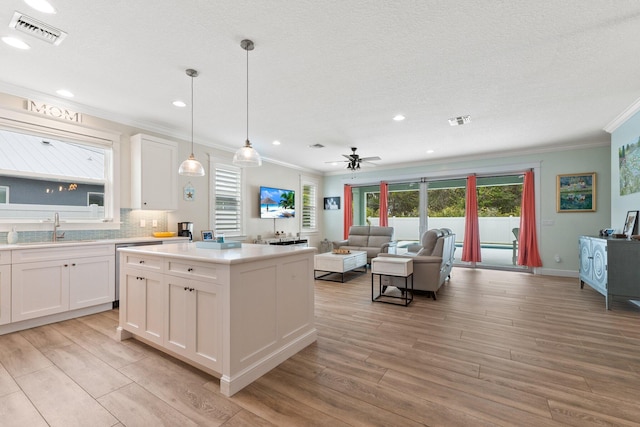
<box><xmin>343</xmin><ymin>184</ymin><xmax>353</xmax><ymax>239</ymax></box>
<box><xmin>379</xmin><ymin>181</ymin><xmax>388</xmax><ymax>226</ymax></box>
<box><xmin>517</xmin><ymin>171</ymin><xmax>543</xmax><ymax>267</ymax></box>
<box><xmin>462</xmin><ymin>175</ymin><xmax>482</xmax><ymax>262</ymax></box>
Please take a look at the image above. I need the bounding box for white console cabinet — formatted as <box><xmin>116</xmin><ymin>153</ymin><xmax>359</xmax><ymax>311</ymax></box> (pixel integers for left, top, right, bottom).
<box><xmin>11</xmin><ymin>245</ymin><xmax>114</xmax><ymax>322</ymax></box>
<box><xmin>579</xmin><ymin>235</ymin><xmax>640</xmax><ymax>309</ymax></box>
<box><xmin>131</xmin><ymin>133</ymin><xmax>178</xmax><ymax>210</ymax></box>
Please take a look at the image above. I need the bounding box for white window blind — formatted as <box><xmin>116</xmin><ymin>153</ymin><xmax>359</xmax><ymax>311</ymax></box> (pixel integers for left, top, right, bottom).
<box><xmin>213</xmin><ymin>164</ymin><xmax>242</xmax><ymax>235</ymax></box>
<box><xmin>302</xmin><ymin>181</ymin><xmax>317</xmax><ymax>230</ymax></box>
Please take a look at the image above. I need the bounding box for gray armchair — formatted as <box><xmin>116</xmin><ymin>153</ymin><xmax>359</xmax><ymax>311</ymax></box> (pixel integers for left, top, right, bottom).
<box><xmin>377</xmin><ymin>228</ymin><xmax>455</xmax><ymax>299</ymax></box>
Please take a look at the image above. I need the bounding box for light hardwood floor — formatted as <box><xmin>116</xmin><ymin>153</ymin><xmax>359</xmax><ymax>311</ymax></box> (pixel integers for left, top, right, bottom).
<box><xmin>1</xmin><ymin>268</ymin><xmax>640</xmax><ymax>426</ymax></box>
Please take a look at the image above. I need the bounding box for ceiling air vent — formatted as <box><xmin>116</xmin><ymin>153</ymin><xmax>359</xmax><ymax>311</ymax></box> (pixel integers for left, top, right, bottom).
<box><xmin>308</xmin><ymin>144</ymin><xmax>325</xmax><ymax>149</ymax></box>
<box><xmin>9</xmin><ymin>11</ymin><xmax>67</xmax><ymax>46</ymax></box>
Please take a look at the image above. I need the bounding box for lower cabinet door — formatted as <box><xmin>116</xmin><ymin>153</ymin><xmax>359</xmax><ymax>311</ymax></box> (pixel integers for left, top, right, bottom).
<box><xmin>121</xmin><ymin>269</ymin><xmax>164</xmax><ymax>345</ymax></box>
<box><xmin>0</xmin><ymin>265</ymin><xmax>11</xmax><ymax>325</ymax></box>
<box><xmin>69</xmin><ymin>255</ymin><xmax>115</xmax><ymax>310</ymax></box>
<box><xmin>165</xmin><ymin>276</ymin><xmax>222</xmax><ymax>372</ymax></box>
<box><xmin>12</xmin><ymin>260</ymin><xmax>69</xmax><ymax>322</ymax></box>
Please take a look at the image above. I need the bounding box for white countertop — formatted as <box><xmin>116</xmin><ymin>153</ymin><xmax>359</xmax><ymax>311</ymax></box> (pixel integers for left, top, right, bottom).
<box><xmin>118</xmin><ymin>242</ymin><xmax>316</xmax><ymax>264</ymax></box>
<box><xmin>0</xmin><ymin>236</ymin><xmax>189</xmax><ymax>251</ymax></box>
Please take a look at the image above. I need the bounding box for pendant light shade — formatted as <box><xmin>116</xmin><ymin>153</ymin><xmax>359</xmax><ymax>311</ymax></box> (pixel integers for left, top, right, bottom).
<box><xmin>179</xmin><ymin>68</ymin><xmax>205</xmax><ymax>177</ymax></box>
<box><xmin>233</xmin><ymin>39</ymin><xmax>262</xmax><ymax>167</ymax></box>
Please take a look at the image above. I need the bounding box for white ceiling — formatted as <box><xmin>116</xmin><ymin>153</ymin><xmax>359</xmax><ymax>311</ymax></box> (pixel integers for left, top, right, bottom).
<box><xmin>2</xmin><ymin>1</ymin><xmax>640</xmax><ymax>174</ymax></box>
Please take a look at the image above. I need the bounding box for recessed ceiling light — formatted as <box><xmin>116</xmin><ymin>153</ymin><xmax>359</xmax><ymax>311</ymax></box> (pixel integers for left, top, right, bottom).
<box><xmin>393</xmin><ymin>114</ymin><xmax>405</xmax><ymax>121</ymax></box>
<box><xmin>56</xmin><ymin>89</ymin><xmax>73</xmax><ymax>98</ymax></box>
<box><xmin>272</xmin><ymin>140</ymin><xmax>281</xmax><ymax>146</ymax></box>
<box><xmin>172</xmin><ymin>100</ymin><xmax>186</xmax><ymax>107</ymax></box>
<box><xmin>448</xmin><ymin>115</ymin><xmax>471</xmax><ymax>126</ymax></box>
<box><xmin>426</xmin><ymin>149</ymin><xmax>434</xmax><ymax>154</ymax></box>
<box><xmin>2</xmin><ymin>36</ymin><xmax>30</xmax><ymax>49</ymax></box>
<box><xmin>24</xmin><ymin>0</ymin><xmax>57</xmax><ymax>14</ymax></box>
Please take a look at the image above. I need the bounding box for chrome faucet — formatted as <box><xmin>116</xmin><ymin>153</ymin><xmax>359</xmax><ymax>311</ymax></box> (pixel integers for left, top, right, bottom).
<box><xmin>53</xmin><ymin>212</ymin><xmax>65</xmax><ymax>242</ymax></box>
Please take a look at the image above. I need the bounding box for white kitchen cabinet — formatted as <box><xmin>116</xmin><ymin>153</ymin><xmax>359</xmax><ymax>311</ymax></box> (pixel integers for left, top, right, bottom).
<box><xmin>12</xmin><ymin>259</ymin><xmax>69</xmax><ymax>322</ymax></box>
<box><xmin>119</xmin><ymin>268</ymin><xmax>164</xmax><ymax>345</ymax></box>
<box><xmin>11</xmin><ymin>245</ymin><xmax>115</xmax><ymax>323</ymax></box>
<box><xmin>118</xmin><ymin>244</ymin><xmax>316</xmax><ymax>397</ymax></box>
<box><xmin>165</xmin><ymin>274</ymin><xmax>222</xmax><ymax>372</ymax></box>
<box><xmin>69</xmin><ymin>255</ymin><xmax>115</xmax><ymax>310</ymax></box>
<box><xmin>131</xmin><ymin>133</ymin><xmax>178</xmax><ymax>210</ymax></box>
<box><xmin>0</xmin><ymin>251</ymin><xmax>12</xmax><ymax>325</ymax></box>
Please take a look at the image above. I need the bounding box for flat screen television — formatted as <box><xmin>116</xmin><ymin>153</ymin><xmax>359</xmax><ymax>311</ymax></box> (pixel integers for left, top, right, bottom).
<box><xmin>260</xmin><ymin>186</ymin><xmax>295</xmax><ymax>219</ymax></box>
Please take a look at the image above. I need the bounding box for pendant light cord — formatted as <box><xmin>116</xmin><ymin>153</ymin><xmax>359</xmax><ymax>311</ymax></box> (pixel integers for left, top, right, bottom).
<box><xmin>246</xmin><ymin>45</ymin><xmax>249</xmax><ymax>143</ymax></box>
<box><xmin>191</xmin><ymin>73</ymin><xmax>195</xmax><ymax>155</ymax></box>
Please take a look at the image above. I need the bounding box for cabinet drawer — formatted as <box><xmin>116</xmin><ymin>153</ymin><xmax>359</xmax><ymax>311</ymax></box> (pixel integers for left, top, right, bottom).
<box><xmin>372</xmin><ymin>258</ymin><xmax>413</xmax><ymax>276</ymax></box>
<box><xmin>12</xmin><ymin>244</ymin><xmax>115</xmax><ymax>264</ymax></box>
<box><xmin>123</xmin><ymin>254</ymin><xmax>163</xmax><ymax>271</ymax></box>
<box><xmin>0</xmin><ymin>250</ymin><xmax>10</xmax><ymax>265</ymax></box>
<box><xmin>166</xmin><ymin>259</ymin><xmax>222</xmax><ymax>281</ymax></box>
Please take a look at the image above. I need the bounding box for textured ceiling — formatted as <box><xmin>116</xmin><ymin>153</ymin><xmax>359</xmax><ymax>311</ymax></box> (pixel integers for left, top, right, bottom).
<box><xmin>1</xmin><ymin>0</ymin><xmax>640</xmax><ymax>174</ymax></box>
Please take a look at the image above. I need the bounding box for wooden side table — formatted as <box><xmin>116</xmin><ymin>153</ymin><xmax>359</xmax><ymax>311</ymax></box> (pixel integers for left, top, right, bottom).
<box><xmin>371</xmin><ymin>257</ymin><xmax>413</xmax><ymax>306</ymax></box>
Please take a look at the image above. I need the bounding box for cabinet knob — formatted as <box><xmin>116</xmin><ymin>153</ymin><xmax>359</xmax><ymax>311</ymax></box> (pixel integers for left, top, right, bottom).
<box><xmin>139</xmin><ymin>260</ymin><xmax>145</xmax><ymax>264</ymax></box>
<box><xmin>72</xmin><ymin>263</ymin><xmax>76</xmax><ymax>266</ymax></box>
<box><xmin>187</xmin><ymin>267</ymin><xmax>194</xmax><ymax>272</ymax></box>
<box><xmin>184</xmin><ymin>287</ymin><xmax>189</xmax><ymax>291</ymax></box>
<box><xmin>189</xmin><ymin>287</ymin><xmax>194</xmax><ymax>292</ymax></box>
<box><xmin>64</xmin><ymin>264</ymin><xmax>68</xmax><ymax>267</ymax></box>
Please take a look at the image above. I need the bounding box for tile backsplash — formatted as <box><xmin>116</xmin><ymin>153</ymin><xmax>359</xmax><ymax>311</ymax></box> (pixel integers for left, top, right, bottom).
<box><xmin>0</xmin><ymin>209</ymin><xmax>169</xmax><ymax>243</ymax></box>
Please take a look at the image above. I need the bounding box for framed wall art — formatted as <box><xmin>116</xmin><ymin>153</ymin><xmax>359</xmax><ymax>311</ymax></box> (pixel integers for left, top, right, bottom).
<box><xmin>556</xmin><ymin>172</ymin><xmax>596</xmax><ymax>212</ymax></box>
<box><xmin>324</xmin><ymin>196</ymin><xmax>340</xmax><ymax>210</ymax></box>
<box><xmin>623</xmin><ymin>210</ymin><xmax>638</xmax><ymax>237</ymax></box>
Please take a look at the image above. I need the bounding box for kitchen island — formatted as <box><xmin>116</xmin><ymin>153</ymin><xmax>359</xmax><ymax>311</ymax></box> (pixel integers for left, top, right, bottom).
<box><xmin>116</xmin><ymin>242</ymin><xmax>317</xmax><ymax>396</ymax></box>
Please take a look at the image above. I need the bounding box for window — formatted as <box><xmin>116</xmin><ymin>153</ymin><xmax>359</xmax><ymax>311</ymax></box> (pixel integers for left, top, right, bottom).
<box><xmin>87</xmin><ymin>192</ymin><xmax>104</xmax><ymax>206</ymax></box>
<box><xmin>0</xmin><ymin>109</ymin><xmax>120</xmax><ymax>229</ymax></box>
<box><xmin>0</xmin><ymin>186</ymin><xmax>8</xmax><ymax>203</ymax></box>
<box><xmin>301</xmin><ymin>180</ymin><xmax>317</xmax><ymax>231</ymax></box>
<box><xmin>211</xmin><ymin>163</ymin><xmax>243</xmax><ymax>236</ymax></box>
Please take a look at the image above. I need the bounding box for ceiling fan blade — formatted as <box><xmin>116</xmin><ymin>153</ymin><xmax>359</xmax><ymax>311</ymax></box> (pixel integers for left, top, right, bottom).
<box><xmin>359</xmin><ymin>156</ymin><xmax>381</xmax><ymax>162</ymax></box>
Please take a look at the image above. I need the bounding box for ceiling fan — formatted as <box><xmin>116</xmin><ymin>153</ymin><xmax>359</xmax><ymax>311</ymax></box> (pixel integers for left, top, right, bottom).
<box><xmin>331</xmin><ymin>147</ymin><xmax>381</xmax><ymax>171</ymax></box>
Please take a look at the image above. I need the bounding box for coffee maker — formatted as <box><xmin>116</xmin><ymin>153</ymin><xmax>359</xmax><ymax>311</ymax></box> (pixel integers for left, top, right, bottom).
<box><xmin>178</xmin><ymin>222</ymin><xmax>194</xmax><ymax>241</ymax></box>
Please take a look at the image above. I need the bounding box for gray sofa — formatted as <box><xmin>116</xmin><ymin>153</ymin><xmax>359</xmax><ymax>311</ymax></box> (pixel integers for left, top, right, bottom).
<box><xmin>333</xmin><ymin>226</ymin><xmax>396</xmax><ymax>263</ymax></box>
<box><xmin>377</xmin><ymin>228</ymin><xmax>455</xmax><ymax>299</ymax></box>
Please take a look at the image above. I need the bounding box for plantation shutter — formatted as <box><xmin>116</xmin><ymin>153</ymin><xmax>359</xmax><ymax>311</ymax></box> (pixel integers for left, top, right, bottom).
<box><xmin>214</xmin><ymin>164</ymin><xmax>242</xmax><ymax>235</ymax></box>
<box><xmin>302</xmin><ymin>182</ymin><xmax>317</xmax><ymax>230</ymax></box>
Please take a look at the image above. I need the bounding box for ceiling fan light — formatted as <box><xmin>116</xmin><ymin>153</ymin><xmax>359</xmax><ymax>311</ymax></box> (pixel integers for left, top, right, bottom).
<box><xmin>233</xmin><ymin>140</ymin><xmax>262</xmax><ymax>167</ymax></box>
<box><xmin>178</xmin><ymin>153</ymin><xmax>205</xmax><ymax>176</ymax></box>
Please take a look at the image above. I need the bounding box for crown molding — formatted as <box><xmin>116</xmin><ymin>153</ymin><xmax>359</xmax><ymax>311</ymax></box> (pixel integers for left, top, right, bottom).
<box><xmin>604</xmin><ymin>96</ymin><xmax>640</xmax><ymax>133</ymax></box>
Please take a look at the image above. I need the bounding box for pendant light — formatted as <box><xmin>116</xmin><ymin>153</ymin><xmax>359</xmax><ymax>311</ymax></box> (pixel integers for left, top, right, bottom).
<box><xmin>233</xmin><ymin>39</ymin><xmax>262</xmax><ymax>167</ymax></box>
<box><xmin>178</xmin><ymin>68</ymin><xmax>205</xmax><ymax>176</ymax></box>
